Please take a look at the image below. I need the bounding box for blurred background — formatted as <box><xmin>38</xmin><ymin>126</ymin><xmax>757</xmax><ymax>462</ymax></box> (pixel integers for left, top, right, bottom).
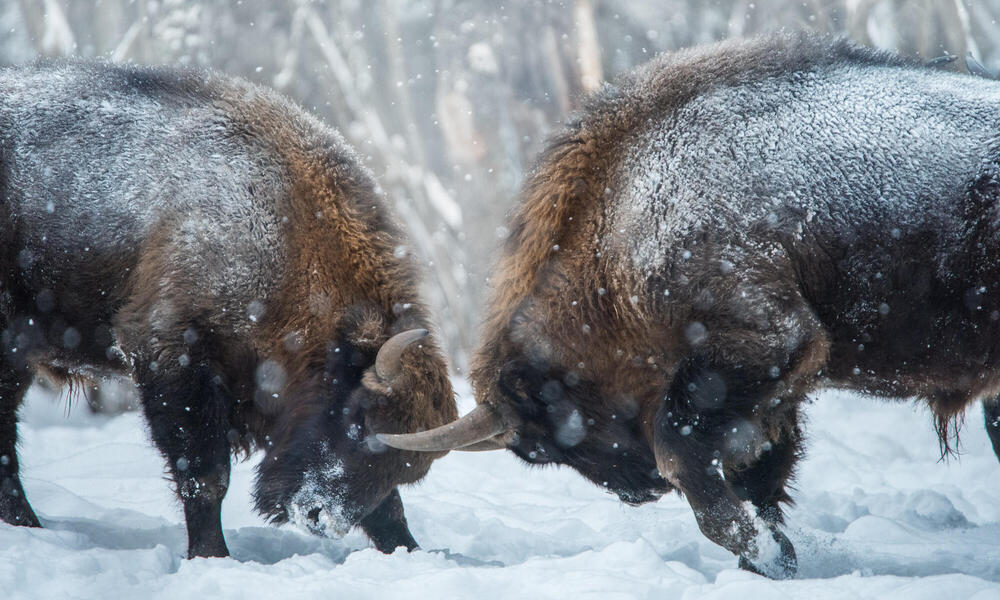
<box><xmin>2</xmin><ymin>0</ymin><xmax>999</xmax><ymax>382</ymax></box>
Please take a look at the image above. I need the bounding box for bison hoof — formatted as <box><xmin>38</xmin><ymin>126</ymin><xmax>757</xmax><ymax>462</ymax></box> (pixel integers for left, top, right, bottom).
<box><xmin>738</xmin><ymin>528</ymin><xmax>797</xmax><ymax>579</ymax></box>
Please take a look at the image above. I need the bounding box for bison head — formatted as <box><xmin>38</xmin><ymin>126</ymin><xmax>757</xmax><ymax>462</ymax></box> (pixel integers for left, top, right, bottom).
<box><xmin>377</xmin><ymin>358</ymin><xmax>668</xmax><ymax>505</ymax></box>
<box><xmin>254</xmin><ymin>328</ymin><xmax>448</xmax><ymax>538</ymax></box>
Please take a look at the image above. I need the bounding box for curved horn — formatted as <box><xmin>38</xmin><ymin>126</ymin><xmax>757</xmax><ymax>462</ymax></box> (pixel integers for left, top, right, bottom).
<box><xmin>376</xmin><ymin>405</ymin><xmax>508</xmax><ymax>452</ymax></box>
<box><xmin>967</xmin><ymin>51</ymin><xmax>995</xmax><ymax>79</ymax></box>
<box><xmin>375</xmin><ymin>328</ymin><xmax>429</xmax><ymax>382</ymax></box>
<box><xmin>454</xmin><ymin>437</ymin><xmax>508</xmax><ymax>452</ymax></box>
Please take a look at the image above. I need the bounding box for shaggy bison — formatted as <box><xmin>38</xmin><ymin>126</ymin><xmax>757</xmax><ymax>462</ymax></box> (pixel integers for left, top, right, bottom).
<box><xmin>380</xmin><ymin>33</ymin><xmax>1000</xmax><ymax>577</ymax></box>
<box><xmin>0</xmin><ymin>61</ymin><xmax>456</xmax><ymax>558</ymax></box>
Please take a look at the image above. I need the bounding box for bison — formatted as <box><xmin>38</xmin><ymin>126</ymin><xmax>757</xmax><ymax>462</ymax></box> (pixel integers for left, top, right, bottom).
<box><xmin>379</xmin><ymin>33</ymin><xmax>1000</xmax><ymax>577</ymax></box>
<box><xmin>0</xmin><ymin>61</ymin><xmax>457</xmax><ymax>558</ymax></box>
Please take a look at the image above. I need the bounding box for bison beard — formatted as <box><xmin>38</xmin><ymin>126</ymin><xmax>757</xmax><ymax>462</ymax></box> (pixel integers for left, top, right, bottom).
<box><xmin>0</xmin><ymin>61</ymin><xmax>456</xmax><ymax>558</ymax></box>
<box><xmin>379</xmin><ymin>32</ymin><xmax>1000</xmax><ymax>578</ymax></box>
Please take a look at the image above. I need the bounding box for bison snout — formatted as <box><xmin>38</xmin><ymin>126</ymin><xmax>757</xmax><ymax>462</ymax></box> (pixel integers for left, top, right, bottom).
<box><xmin>289</xmin><ymin>500</ymin><xmax>353</xmax><ymax>539</ymax></box>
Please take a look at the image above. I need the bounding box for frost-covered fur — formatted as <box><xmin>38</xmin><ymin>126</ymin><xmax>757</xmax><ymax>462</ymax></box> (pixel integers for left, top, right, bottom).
<box><xmin>470</xmin><ymin>32</ymin><xmax>1000</xmax><ymax>577</ymax></box>
<box><xmin>0</xmin><ymin>60</ymin><xmax>456</xmax><ymax>558</ymax></box>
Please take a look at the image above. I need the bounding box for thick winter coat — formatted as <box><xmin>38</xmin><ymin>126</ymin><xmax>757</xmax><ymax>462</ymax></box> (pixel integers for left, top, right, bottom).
<box><xmin>0</xmin><ymin>61</ymin><xmax>457</xmax><ymax>558</ymax></box>
<box><xmin>380</xmin><ymin>33</ymin><xmax>1000</xmax><ymax>577</ymax></box>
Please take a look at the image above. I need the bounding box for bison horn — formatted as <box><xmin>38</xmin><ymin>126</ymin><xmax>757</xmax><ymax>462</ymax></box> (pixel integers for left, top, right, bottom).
<box><xmin>967</xmin><ymin>51</ymin><xmax>995</xmax><ymax>79</ymax></box>
<box><xmin>375</xmin><ymin>328</ymin><xmax>429</xmax><ymax>383</ymax></box>
<box><xmin>376</xmin><ymin>404</ymin><xmax>508</xmax><ymax>452</ymax></box>
<box><xmin>925</xmin><ymin>54</ymin><xmax>958</xmax><ymax>68</ymax></box>
<box><xmin>453</xmin><ymin>437</ymin><xmax>508</xmax><ymax>452</ymax></box>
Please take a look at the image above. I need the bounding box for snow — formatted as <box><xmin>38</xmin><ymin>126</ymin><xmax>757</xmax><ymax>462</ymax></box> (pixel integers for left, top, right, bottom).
<box><xmin>5</xmin><ymin>379</ymin><xmax>1000</xmax><ymax>599</ymax></box>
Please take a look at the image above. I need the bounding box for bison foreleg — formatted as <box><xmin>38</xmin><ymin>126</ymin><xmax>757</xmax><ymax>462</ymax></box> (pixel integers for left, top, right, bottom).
<box><xmin>137</xmin><ymin>356</ymin><xmax>233</xmax><ymax>558</ymax></box>
<box><xmin>653</xmin><ymin>349</ymin><xmax>815</xmax><ymax>579</ymax></box>
<box><xmin>724</xmin><ymin>413</ymin><xmax>802</xmax><ymax>576</ymax></box>
<box><xmin>654</xmin><ymin>403</ymin><xmax>791</xmax><ymax>578</ymax></box>
<box><xmin>724</xmin><ymin>406</ymin><xmax>802</xmax><ymax>526</ymax></box>
<box><xmin>358</xmin><ymin>487</ymin><xmax>419</xmax><ymax>553</ymax></box>
<box><xmin>0</xmin><ymin>366</ymin><xmax>39</xmax><ymax>528</ymax></box>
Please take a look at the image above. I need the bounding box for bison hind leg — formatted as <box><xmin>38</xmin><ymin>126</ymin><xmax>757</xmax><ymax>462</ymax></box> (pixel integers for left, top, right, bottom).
<box><xmin>0</xmin><ymin>365</ymin><xmax>39</xmax><ymax>528</ymax></box>
<box><xmin>983</xmin><ymin>395</ymin><xmax>1000</xmax><ymax>464</ymax></box>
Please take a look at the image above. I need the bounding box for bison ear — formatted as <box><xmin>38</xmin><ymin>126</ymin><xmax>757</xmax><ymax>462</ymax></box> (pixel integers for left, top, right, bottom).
<box><xmin>343</xmin><ymin>305</ymin><xmax>388</xmax><ymax>351</ymax></box>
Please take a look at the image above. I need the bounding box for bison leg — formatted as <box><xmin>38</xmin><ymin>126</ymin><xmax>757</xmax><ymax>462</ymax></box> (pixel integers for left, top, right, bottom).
<box><xmin>983</xmin><ymin>395</ymin><xmax>1000</xmax><ymax>463</ymax></box>
<box><xmin>725</xmin><ymin>407</ymin><xmax>802</xmax><ymax>525</ymax></box>
<box><xmin>654</xmin><ymin>321</ymin><xmax>824</xmax><ymax>578</ymax></box>
<box><xmin>724</xmin><ymin>409</ymin><xmax>802</xmax><ymax>576</ymax></box>
<box><xmin>359</xmin><ymin>488</ymin><xmax>419</xmax><ymax>553</ymax></box>
<box><xmin>0</xmin><ymin>366</ymin><xmax>39</xmax><ymax>528</ymax></box>
<box><xmin>654</xmin><ymin>392</ymin><xmax>791</xmax><ymax>577</ymax></box>
<box><xmin>136</xmin><ymin>358</ymin><xmax>233</xmax><ymax>558</ymax></box>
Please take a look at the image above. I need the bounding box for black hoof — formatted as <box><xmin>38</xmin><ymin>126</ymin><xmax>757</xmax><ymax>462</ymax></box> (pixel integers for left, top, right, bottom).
<box><xmin>187</xmin><ymin>537</ymin><xmax>230</xmax><ymax>559</ymax></box>
<box><xmin>0</xmin><ymin>487</ymin><xmax>41</xmax><ymax>528</ymax></box>
<box><xmin>0</xmin><ymin>508</ymin><xmax>41</xmax><ymax>528</ymax></box>
<box><xmin>738</xmin><ymin>529</ymin><xmax>797</xmax><ymax>579</ymax></box>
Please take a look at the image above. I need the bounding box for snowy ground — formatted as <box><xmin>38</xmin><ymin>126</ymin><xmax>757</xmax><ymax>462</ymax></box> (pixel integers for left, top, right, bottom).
<box><xmin>4</xmin><ymin>380</ymin><xmax>1000</xmax><ymax>599</ymax></box>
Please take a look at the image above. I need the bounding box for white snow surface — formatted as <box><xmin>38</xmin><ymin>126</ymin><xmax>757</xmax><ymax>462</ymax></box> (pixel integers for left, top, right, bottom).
<box><xmin>4</xmin><ymin>379</ymin><xmax>1000</xmax><ymax>599</ymax></box>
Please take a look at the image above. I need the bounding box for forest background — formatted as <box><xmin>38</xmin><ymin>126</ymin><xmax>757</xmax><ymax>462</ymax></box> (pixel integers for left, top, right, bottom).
<box><xmin>2</xmin><ymin>0</ymin><xmax>991</xmax><ymax>370</ymax></box>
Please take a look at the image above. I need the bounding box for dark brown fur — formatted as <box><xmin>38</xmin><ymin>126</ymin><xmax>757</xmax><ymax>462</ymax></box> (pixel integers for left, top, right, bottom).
<box><xmin>0</xmin><ymin>61</ymin><xmax>456</xmax><ymax>558</ymax></box>
<box><xmin>469</xmin><ymin>33</ymin><xmax>1000</xmax><ymax>577</ymax></box>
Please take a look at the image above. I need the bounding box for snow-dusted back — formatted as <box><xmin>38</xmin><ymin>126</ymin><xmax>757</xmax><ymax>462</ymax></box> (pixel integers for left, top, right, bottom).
<box><xmin>0</xmin><ymin>61</ymin><xmax>317</xmax><ymax>328</ymax></box>
<box><xmin>611</xmin><ymin>64</ymin><xmax>1000</xmax><ymax>275</ymax></box>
